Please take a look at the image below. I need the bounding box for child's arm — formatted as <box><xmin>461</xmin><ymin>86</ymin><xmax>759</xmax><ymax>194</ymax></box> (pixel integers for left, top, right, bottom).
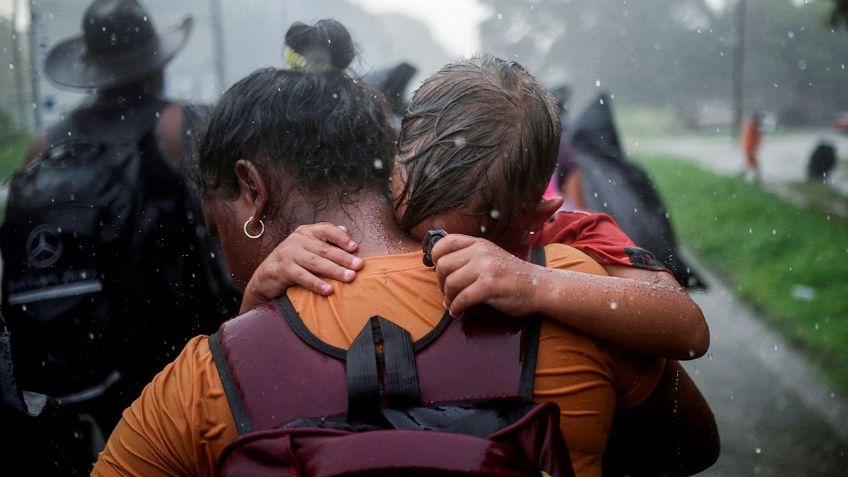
<box><xmin>241</xmin><ymin>222</ymin><xmax>709</xmax><ymax>360</ymax></box>
<box><xmin>431</xmin><ymin>235</ymin><xmax>709</xmax><ymax>360</ymax></box>
<box><xmin>239</xmin><ymin>223</ymin><xmax>362</xmax><ymax>314</ymax></box>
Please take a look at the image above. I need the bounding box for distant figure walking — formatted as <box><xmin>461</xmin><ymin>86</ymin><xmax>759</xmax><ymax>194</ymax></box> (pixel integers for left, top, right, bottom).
<box><xmin>741</xmin><ymin>112</ymin><xmax>764</xmax><ymax>183</ymax></box>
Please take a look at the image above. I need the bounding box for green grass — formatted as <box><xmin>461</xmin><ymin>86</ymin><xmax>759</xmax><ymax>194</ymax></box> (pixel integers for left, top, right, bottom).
<box><xmin>786</xmin><ymin>181</ymin><xmax>848</xmax><ymax>218</ymax></box>
<box><xmin>0</xmin><ymin>134</ymin><xmax>30</xmax><ymax>220</ymax></box>
<box><xmin>634</xmin><ymin>154</ymin><xmax>848</xmax><ymax>394</ymax></box>
<box><xmin>0</xmin><ymin>134</ymin><xmax>29</xmax><ymax>183</ymax></box>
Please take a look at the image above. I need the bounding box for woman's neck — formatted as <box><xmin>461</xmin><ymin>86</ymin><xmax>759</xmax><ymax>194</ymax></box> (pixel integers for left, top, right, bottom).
<box><xmin>307</xmin><ymin>193</ymin><xmax>419</xmax><ymax>258</ymax></box>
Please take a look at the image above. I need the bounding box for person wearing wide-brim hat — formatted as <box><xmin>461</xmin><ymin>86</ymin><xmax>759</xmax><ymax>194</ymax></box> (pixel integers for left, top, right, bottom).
<box><xmin>25</xmin><ymin>0</ymin><xmax>196</xmax><ymax>166</ymax></box>
<box><xmin>6</xmin><ymin>1</ymin><xmax>240</xmax><ymax>474</ymax></box>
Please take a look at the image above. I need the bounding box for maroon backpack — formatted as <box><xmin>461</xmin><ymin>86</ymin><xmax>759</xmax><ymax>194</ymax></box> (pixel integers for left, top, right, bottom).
<box><xmin>210</xmin><ymin>249</ymin><xmax>574</xmax><ymax>476</ymax></box>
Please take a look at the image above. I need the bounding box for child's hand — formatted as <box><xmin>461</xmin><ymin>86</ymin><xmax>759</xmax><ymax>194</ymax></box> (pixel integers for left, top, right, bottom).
<box><xmin>431</xmin><ymin>235</ymin><xmax>541</xmax><ymax>318</ymax></box>
<box><xmin>240</xmin><ymin>223</ymin><xmax>363</xmax><ymax>313</ymax></box>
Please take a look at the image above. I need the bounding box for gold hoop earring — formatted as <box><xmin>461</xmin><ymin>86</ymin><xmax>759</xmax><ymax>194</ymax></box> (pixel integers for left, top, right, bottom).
<box><xmin>243</xmin><ymin>216</ymin><xmax>265</xmax><ymax>239</ymax></box>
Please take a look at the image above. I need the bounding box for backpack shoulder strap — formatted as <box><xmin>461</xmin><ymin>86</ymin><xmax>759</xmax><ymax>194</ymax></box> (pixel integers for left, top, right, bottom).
<box><xmin>210</xmin><ymin>301</ymin><xmax>349</xmax><ymax>433</ymax></box>
<box><xmin>414</xmin><ymin>246</ymin><xmax>545</xmax><ymax>402</ymax></box>
<box><xmin>520</xmin><ymin>247</ymin><xmax>545</xmax><ymax>396</ymax></box>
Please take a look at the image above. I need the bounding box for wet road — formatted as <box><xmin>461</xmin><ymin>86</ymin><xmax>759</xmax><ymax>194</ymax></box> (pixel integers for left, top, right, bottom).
<box><xmin>633</xmin><ymin>133</ymin><xmax>848</xmax><ymax>195</ymax></box>
<box><xmin>682</xmin><ymin>251</ymin><xmax>848</xmax><ymax>476</ymax></box>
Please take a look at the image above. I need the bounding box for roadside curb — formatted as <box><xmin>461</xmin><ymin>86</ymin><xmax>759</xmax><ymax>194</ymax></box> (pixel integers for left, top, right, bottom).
<box><xmin>681</xmin><ymin>246</ymin><xmax>848</xmax><ymax>445</ymax></box>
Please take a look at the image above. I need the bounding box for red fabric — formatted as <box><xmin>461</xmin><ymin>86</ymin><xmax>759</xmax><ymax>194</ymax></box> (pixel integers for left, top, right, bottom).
<box><xmin>530</xmin><ymin>211</ymin><xmax>666</xmax><ymax>271</ymax></box>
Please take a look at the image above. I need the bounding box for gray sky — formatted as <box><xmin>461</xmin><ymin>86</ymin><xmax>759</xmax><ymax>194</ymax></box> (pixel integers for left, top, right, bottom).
<box><xmin>350</xmin><ymin>0</ymin><xmax>491</xmax><ymax>57</ymax></box>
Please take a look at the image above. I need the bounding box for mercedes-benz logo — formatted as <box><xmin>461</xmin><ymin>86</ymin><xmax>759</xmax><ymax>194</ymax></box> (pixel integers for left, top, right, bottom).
<box><xmin>26</xmin><ymin>224</ymin><xmax>64</xmax><ymax>268</ymax></box>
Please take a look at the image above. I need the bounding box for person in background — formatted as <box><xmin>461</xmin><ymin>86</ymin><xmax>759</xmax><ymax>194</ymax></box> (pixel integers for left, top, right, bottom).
<box><xmin>544</xmin><ymin>84</ymin><xmax>588</xmax><ymax>210</ymax></box>
<box><xmin>741</xmin><ymin>112</ymin><xmax>764</xmax><ymax>183</ymax></box>
<box><xmin>0</xmin><ymin>0</ymin><xmax>238</xmax><ymax>474</ymax></box>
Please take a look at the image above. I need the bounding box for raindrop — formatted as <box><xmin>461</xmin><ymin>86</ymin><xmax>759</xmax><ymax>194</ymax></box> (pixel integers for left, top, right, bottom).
<box><xmin>21</xmin><ymin>305</ymin><xmax>27</xmax><ymax>312</ymax></box>
<box><xmin>787</xmin><ymin>30</ymin><xmax>795</xmax><ymax>39</ymax></box>
<box><xmin>332</xmin><ymin>93</ymin><xmax>338</xmax><ymax>99</ymax></box>
<box><xmin>609</xmin><ymin>301</ymin><xmax>618</xmax><ymax>310</ymax></box>
<box><xmin>480</xmin><ymin>225</ymin><xmax>487</xmax><ymax>234</ymax></box>
<box><xmin>772</xmin><ymin>229</ymin><xmax>776</xmax><ymax>235</ymax></box>
<box><xmin>814</xmin><ymin>323</ymin><xmax>819</xmax><ymax>331</ymax></box>
<box><xmin>599</xmin><ymin>98</ymin><xmax>604</xmax><ymax>105</ymax></box>
<box><xmin>490</xmin><ymin>210</ymin><xmax>500</xmax><ymax>219</ymax></box>
<box><xmin>453</xmin><ymin>136</ymin><xmax>467</xmax><ymax>148</ymax></box>
<box><xmin>595</xmin><ymin>79</ymin><xmax>601</xmax><ymax>87</ymax></box>
<box><xmin>532</xmin><ymin>275</ymin><xmax>540</xmax><ymax>286</ymax></box>
<box><xmin>8</xmin><ymin>63</ymin><xmax>13</xmax><ymax>70</ymax></box>
<box><xmin>497</xmin><ymin>13</ymin><xmax>503</xmax><ymax>20</ymax></box>
<box><xmin>155</xmin><ymin>112</ymin><xmax>160</xmax><ymax>118</ymax></box>
<box><xmin>373</xmin><ymin>159</ymin><xmax>384</xmax><ymax>170</ymax></box>
<box><xmin>755</xmin><ymin>448</ymin><xmax>762</xmax><ymax>454</ymax></box>
<box><xmin>797</xmin><ymin>60</ymin><xmax>807</xmax><ymax>71</ymax></box>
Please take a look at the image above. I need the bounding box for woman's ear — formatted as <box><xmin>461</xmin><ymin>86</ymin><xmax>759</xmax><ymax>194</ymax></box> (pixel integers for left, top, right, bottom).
<box><xmin>527</xmin><ymin>197</ymin><xmax>563</xmax><ymax>232</ymax></box>
<box><xmin>234</xmin><ymin>159</ymin><xmax>271</xmax><ymax>221</ymax></box>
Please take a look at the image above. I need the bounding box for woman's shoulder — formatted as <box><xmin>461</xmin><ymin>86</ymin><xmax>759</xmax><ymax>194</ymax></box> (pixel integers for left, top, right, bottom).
<box><xmin>541</xmin><ymin>242</ymin><xmax>608</xmax><ymax>276</ymax></box>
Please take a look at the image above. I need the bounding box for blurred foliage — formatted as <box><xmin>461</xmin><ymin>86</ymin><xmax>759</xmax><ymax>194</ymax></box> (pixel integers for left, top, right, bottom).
<box><xmin>0</xmin><ymin>108</ymin><xmax>29</xmax><ymax>183</ymax></box>
<box><xmin>637</xmin><ymin>154</ymin><xmax>848</xmax><ymax>394</ymax></box>
<box><xmin>0</xmin><ymin>135</ymin><xmax>28</xmax><ymax>184</ymax></box>
<box><xmin>481</xmin><ymin>0</ymin><xmax>848</xmax><ymax>125</ymax></box>
<box><xmin>829</xmin><ymin>0</ymin><xmax>848</xmax><ymax>28</ymax></box>
<box><xmin>0</xmin><ymin>107</ymin><xmax>21</xmax><ymax>146</ymax></box>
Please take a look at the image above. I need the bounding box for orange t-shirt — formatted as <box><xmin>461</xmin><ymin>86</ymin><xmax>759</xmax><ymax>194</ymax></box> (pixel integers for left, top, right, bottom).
<box><xmin>93</xmin><ymin>244</ymin><xmax>664</xmax><ymax>477</ymax></box>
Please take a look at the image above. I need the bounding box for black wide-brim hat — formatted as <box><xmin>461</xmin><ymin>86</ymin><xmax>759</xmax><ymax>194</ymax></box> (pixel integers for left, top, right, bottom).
<box><xmin>44</xmin><ymin>0</ymin><xmax>193</xmax><ymax>90</ymax></box>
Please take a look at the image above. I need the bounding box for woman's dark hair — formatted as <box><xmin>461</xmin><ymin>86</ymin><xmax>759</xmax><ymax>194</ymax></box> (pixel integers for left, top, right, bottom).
<box><xmin>396</xmin><ymin>55</ymin><xmax>561</xmax><ymax>237</ymax></box>
<box><xmin>198</xmin><ymin>20</ymin><xmax>393</xmax><ymax>225</ymax></box>
<box><xmin>285</xmin><ymin>19</ymin><xmax>355</xmax><ymax>71</ymax></box>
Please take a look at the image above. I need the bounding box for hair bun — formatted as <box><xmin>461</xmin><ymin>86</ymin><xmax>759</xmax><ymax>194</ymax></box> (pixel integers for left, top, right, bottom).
<box><xmin>285</xmin><ymin>19</ymin><xmax>355</xmax><ymax>72</ymax></box>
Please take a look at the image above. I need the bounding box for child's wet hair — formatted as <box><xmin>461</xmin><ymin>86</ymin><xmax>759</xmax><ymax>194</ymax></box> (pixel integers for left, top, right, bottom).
<box><xmin>396</xmin><ymin>55</ymin><xmax>561</xmax><ymax>237</ymax></box>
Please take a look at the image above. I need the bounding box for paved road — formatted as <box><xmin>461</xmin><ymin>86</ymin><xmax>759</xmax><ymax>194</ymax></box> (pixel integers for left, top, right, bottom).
<box><xmin>681</xmin><ymin>251</ymin><xmax>848</xmax><ymax>476</ymax></box>
<box><xmin>633</xmin><ymin>133</ymin><xmax>848</xmax><ymax>195</ymax></box>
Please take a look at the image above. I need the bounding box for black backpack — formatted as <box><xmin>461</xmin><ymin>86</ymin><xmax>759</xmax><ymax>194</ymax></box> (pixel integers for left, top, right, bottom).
<box><xmin>0</xmin><ymin>99</ymin><xmax>235</xmax><ymax>424</ymax></box>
